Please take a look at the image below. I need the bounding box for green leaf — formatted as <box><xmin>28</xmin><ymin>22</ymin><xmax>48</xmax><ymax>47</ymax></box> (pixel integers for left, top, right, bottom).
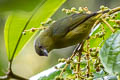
<box><xmin>4</xmin><ymin>0</ymin><xmax>66</xmax><ymax>61</ymax></box>
<box><xmin>100</xmin><ymin>30</ymin><xmax>120</xmax><ymax>75</ymax></box>
<box><xmin>0</xmin><ymin>0</ymin><xmax>45</xmax><ymax>12</ymax></box>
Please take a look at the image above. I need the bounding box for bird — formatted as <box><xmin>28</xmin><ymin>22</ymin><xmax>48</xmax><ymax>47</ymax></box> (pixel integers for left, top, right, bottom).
<box><xmin>34</xmin><ymin>10</ymin><xmax>109</xmax><ymax>56</ymax></box>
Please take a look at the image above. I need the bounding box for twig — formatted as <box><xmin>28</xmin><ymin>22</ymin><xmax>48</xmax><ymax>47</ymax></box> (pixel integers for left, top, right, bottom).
<box><xmin>101</xmin><ymin>18</ymin><xmax>115</xmax><ymax>33</ymax></box>
<box><xmin>100</xmin><ymin>7</ymin><xmax>120</xmax><ymax>33</ymax></box>
<box><xmin>76</xmin><ymin>45</ymin><xmax>83</xmax><ymax>78</ymax></box>
<box><xmin>86</xmin><ymin>40</ymin><xmax>90</xmax><ymax>77</ymax></box>
<box><xmin>76</xmin><ymin>52</ymin><xmax>81</xmax><ymax>78</ymax></box>
<box><xmin>59</xmin><ymin>43</ymin><xmax>84</xmax><ymax>77</ymax></box>
<box><xmin>76</xmin><ymin>41</ymin><xmax>85</xmax><ymax>79</ymax></box>
<box><xmin>92</xmin><ymin>20</ymin><xmax>100</xmax><ymax>29</ymax></box>
<box><xmin>59</xmin><ymin>63</ymin><xmax>68</xmax><ymax>77</ymax></box>
<box><xmin>59</xmin><ymin>44</ymin><xmax>81</xmax><ymax>77</ymax></box>
<box><xmin>109</xmin><ymin>7</ymin><xmax>120</xmax><ymax>15</ymax></box>
<box><xmin>92</xmin><ymin>7</ymin><xmax>120</xmax><ymax>33</ymax></box>
<box><xmin>24</xmin><ymin>26</ymin><xmax>46</xmax><ymax>32</ymax></box>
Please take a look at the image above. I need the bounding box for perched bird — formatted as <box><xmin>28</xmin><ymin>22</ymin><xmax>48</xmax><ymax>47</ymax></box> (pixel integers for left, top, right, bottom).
<box><xmin>34</xmin><ymin>10</ymin><xmax>109</xmax><ymax>56</ymax></box>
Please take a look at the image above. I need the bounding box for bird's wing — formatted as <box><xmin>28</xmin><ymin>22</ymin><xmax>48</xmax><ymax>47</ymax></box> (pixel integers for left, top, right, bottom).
<box><xmin>49</xmin><ymin>12</ymin><xmax>98</xmax><ymax>38</ymax></box>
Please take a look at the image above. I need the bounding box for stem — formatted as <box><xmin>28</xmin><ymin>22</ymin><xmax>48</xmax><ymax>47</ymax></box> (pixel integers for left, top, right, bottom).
<box><xmin>101</xmin><ymin>18</ymin><xmax>115</xmax><ymax>33</ymax></box>
<box><xmin>59</xmin><ymin>44</ymin><xmax>81</xmax><ymax>77</ymax></box>
<box><xmin>59</xmin><ymin>42</ymin><xmax>85</xmax><ymax>77</ymax></box>
<box><xmin>92</xmin><ymin>20</ymin><xmax>100</xmax><ymax>28</ymax></box>
<box><xmin>24</xmin><ymin>26</ymin><xmax>46</xmax><ymax>32</ymax></box>
<box><xmin>76</xmin><ymin>49</ymin><xmax>82</xmax><ymax>78</ymax></box>
<box><xmin>86</xmin><ymin>40</ymin><xmax>90</xmax><ymax>77</ymax></box>
<box><xmin>93</xmin><ymin>7</ymin><xmax>120</xmax><ymax>33</ymax></box>
<box><xmin>59</xmin><ymin>64</ymin><xmax>69</xmax><ymax>77</ymax></box>
<box><xmin>100</xmin><ymin>7</ymin><xmax>120</xmax><ymax>18</ymax></box>
<box><xmin>109</xmin><ymin>7</ymin><xmax>120</xmax><ymax>15</ymax></box>
<box><xmin>76</xmin><ymin>42</ymin><xmax>84</xmax><ymax>79</ymax></box>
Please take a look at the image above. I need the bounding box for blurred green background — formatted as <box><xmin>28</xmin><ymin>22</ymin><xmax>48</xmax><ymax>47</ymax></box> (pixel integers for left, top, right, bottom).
<box><xmin>0</xmin><ymin>0</ymin><xmax>120</xmax><ymax>79</ymax></box>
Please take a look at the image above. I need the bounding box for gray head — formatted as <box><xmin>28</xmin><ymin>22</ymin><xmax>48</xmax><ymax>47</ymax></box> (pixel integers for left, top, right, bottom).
<box><xmin>34</xmin><ymin>38</ymin><xmax>48</xmax><ymax>56</ymax></box>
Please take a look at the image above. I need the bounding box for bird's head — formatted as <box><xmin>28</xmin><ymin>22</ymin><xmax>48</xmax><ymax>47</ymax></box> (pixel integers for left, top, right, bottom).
<box><xmin>34</xmin><ymin>30</ymin><xmax>54</xmax><ymax>56</ymax></box>
<box><xmin>34</xmin><ymin>38</ymin><xmax>48</xmax><ymax>56</ymax></box>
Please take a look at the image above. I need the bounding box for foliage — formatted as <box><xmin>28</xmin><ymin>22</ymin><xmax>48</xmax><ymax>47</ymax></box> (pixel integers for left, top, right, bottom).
<box><xmin>37</xmin><ymin>7</ymin><xmax>120</xmax><ymax>80</ymax></box>
<box><xmin>4</xmin><ymin>0</ymin><xmax>66</xmax><ymax>61</ymax></box>
<box><xmin>0</xmin><ymin>0</ymin><xmax>45</xmax><ymax>12</ymax></box>
<box><xmin>1</xmin><ymin>0</ymin><xmax>66</xmax><ymax>79</ymax></box>
<box><xmin>1</xmin><ymin>2</ymin><xmax>120</xmax><ymax>80</ymax></box>
<box><xmin>100</xmin><ymin>30</ymin><xmax>120</xmax><ymax>75</ymax></box>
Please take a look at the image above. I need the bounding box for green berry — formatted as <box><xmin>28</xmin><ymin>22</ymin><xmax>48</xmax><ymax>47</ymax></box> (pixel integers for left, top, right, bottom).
<box><xmin>111</xmin><ymin>15</ymin><xmax>116</xmax><ymax>19</ymax></box>
<box><xmin>66</xmin><ymin>60</ymin><xmax>71</xmax><ymax>64</ymax></box>
<box><xmin>70</xmin><ymin>66</ymin><xmax>74</xmax><ymax>70</ymax></box>
<box><xmin>54</xmin><ymin>66</ymin><xmax>58</xmax><ymax>69</ymax></box>
<box><xmin>22</xmin><ymin>32</ymin><xmax>26</xmax><ymax>35</ymax></box>
<box><xmin>66</xmin><ymin>10</ymin><xmax>72</xmax><ymax>15</ymax></box>
<box><xmin>92</xmin><ymin>47</ymin><xmax>96</xmax><ymax>52</ymax></box>
<box><xmin>78</xmin><ymin>7</ymin><xmax>83</xmax><ymax>13</ymax></box>
<box><xmin>46</xmin><ymin>18</ymin><xmax>52</xmax><ymax>24</ymax></box>
<box><xmin>61</xmin><ymin>58</ymin><xmax>66</xmax><ymax>63</ymax></box>
<box><xmin>95</xmin><ymin>33</ymin><xmax>99</xmax><ymax>38</ymax></box>
<box><xmin>58</xmin><ymin>58</ymin><xmax>62</xmax><ymax>62</ymax></box>
<box><xmin>31</xmin><ymin>28</ymin><xmax>36</xmax><ymax>32</ymax></box>
<box><xmin>41</xmin><ymin>22</ymin><xmax>45</xmax><ymax>26</ymax></box>
<box><xmin>91</xmin><ymin>52</ymin><xmax>97</xmax><ymax>57</ymax></box>
<box><xmin>105</xmin><ymin>17</ymin><xmax>109</xmax><ymax>21</ymax></box>
<box><xmin>100</xmin><ymin>64</ymin><xmax>104</xmax><ymax>68</ymax></box>
<box><xmin>99</xmin><ymin>32</ymin><xmax>105</xmax><ymax>38</ymax></box>
<box><xmin>62</xmin><ymin>8</ymin><xmax>66</xmax><ymax>12</ymax></box>
<box><xmin>90</xmin><ymin>48</ymin><xmax>92</xmax><ymax>52</ymax></box>
<box><xmin>96</xmin><ymin>66</ymin><xmax>100</xmax><ymax>72</ymax></box>
<box><xmin>113</xmin><ymin>24</ymin><xmax>117</xmax><ymax>28</ymax></box>
<box><xmin>100</xmin><ymin>5</ymin><xmax>105</xmax><ymax>10</ymax></box>
<box><xmin>94</xmin><ymin>60</ymin><xmax>99</xmax><ymax>66</ymax></box>
<box><xmin>114</xmin><ymin>12</ymin><xmax>118</xmax><ymax>16</ymax></box>
<box><xmin>104</xmin><ymin>7</ymin><xmax>109</xmax><ymax>10</ymax></box>
<box><xmin>115</xmin><ymin>20</ymin><xmax>120</xmax><ymax>25</ymax></box>
<box><xmin>71</xmin><ymin>7</ymin><xmax>77</xmax><ymax>11</ymax></box>
<box><xmin>55</xmin><ymin>76</ymin><xmax>61</xmax><ymax>80</ymax></box>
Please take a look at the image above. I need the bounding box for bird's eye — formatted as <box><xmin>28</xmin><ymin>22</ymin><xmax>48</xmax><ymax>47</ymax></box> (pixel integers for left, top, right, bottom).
<box><xmin>39</xmin><ymin>46</ymin><xmax>43</xmax><ymax>48</ymax></box>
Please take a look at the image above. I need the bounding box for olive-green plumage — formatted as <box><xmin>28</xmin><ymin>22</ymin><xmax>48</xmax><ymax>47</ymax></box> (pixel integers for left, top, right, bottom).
<box><xmin>35</xmin><ymin>11</ymin><xmax>108</xmax><ymax>56</ymax></box>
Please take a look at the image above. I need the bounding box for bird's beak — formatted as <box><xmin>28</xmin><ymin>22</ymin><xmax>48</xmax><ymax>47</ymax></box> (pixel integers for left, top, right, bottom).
<box><xmin>35</xmin><ymin>46</ymin><xmax>48</xmax><ymax>56</ymax></box>
<box><xmin>41</xmin><ymin>48</ymin><xmax>48</xmax><ymax>56</ymax></box>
